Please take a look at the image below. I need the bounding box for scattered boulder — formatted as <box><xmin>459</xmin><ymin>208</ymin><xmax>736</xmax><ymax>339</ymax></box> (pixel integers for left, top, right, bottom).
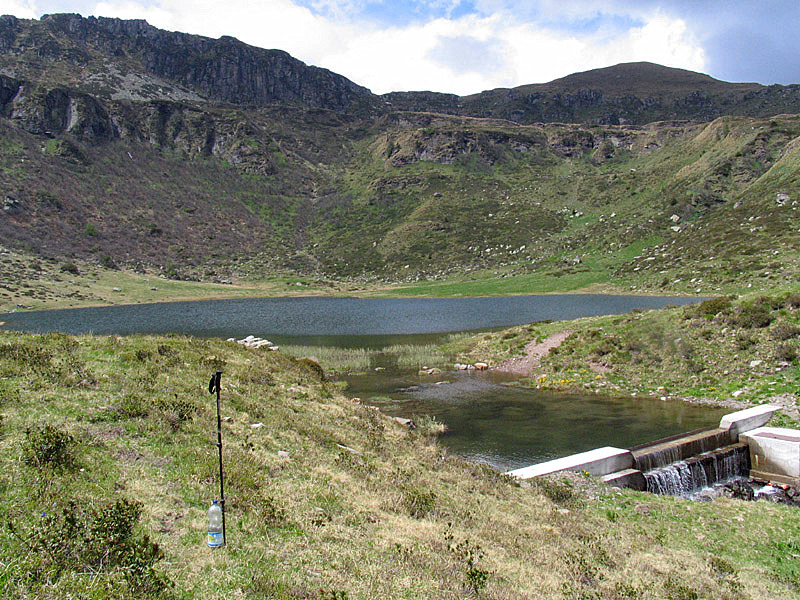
<box><xmin>2</xmin><ymin>195</ymin><xmax>21</xmax><ymax>214</ymax></box>
<box><xmin>231</xmin><ymin>335</ymin><xmax>278</xmax><ymax>350</ymax></box>
<box><xmin>418</xmin><ymin>367</ymin><xmax>442</xmax><ymax>376</ymax></box>
<box><xmin>391</xmin><ymin>416</ymin><xmax>416</xmax><ymax>430</ymax></box>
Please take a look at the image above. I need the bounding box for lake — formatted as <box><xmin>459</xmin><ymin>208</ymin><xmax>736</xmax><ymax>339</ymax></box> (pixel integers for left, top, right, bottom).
<box><xmin>0</xmin><ymin>293</ymin><xmax>702</xmax><ymax>344</ymax></box>
<box><xmin>1</xmin><ymin>293</ymin><xmax>723</xmax><ymax>469</ymax></box>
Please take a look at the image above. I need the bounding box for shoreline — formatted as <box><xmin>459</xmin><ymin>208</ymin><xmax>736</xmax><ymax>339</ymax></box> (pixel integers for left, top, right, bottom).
<box><xmin>2</xmin><ymin>282</ymin><xmax>706</xmax><ymax>315</ymax></box>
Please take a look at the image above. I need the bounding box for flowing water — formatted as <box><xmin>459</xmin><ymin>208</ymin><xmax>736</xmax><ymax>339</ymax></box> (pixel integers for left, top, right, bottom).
<box><xmin>643</xmin><ymin>445</ymin><xmax>750</xmax><ymax>496</ymax></box>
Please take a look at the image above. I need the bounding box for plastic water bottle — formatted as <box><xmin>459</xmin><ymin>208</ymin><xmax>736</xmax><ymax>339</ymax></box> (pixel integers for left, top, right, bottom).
<box><xmin>207</xmin><ymin>500</ymin><xmax>224</xmax><ymax>548</ymax></box>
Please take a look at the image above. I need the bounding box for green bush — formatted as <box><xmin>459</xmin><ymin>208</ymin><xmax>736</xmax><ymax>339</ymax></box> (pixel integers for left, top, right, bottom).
<box><xmin>694</xmin><ymin>296</ymin><xmax>732</xmax><ymax>319</ymax></box>
<box><xmin>736</xmin><ymin>331</ymin><xmax>756</xmax><ymax>349</ymax></box>
<box><xmin>776</xmin><ymin>343</ymin><xmax>798</xmax><ymax>363</ymax></box>
<box><xmin>59</xmin><ymin>261</ymin><xmax>79</xmax><ymax>275</ymax></box>
<box><xmin>156</xmin><ymin>396</ymin><xmax>198</xmax><ymax>430</ymax></box>
<box><xmin>733</xmin><ymin>302</ymin><xmax>773</xmax><ymax>328</ymax></box>
<box><xmin>22</xmin><ymin>424</ymin><xmax>77</xmax><ymax>469</ymax></box>
<box><xmin>772</xmin><ymin>321</ymin><xmax>800</xmax><ymax>341</ymax></box>
<box><xmin>296</xmin><ymin>357</ymin><xmax>325</xmax><ymax>380</ymax></box>
<box><xmin>117</xmin><ymin>393</ymin><xmax>151</xmax><ymax>418</ymax></box>
<box><xmin>100</xmin><ymin>254</ymin><xmax>117</xmax><ymax>269</ymax></box>
<box><xmin>402</xmin><ymin>487</ymin><xmax>436</xmax><ymax>518</ymax></box>
<box><xmin>21</xmin><ymin>498</ymin><xmax>171</xmax><ymax>596</ymax></box>
<box><xmin>84</xmin><ymin>222</ymin><xmax>99</xmax><ymax>237</ymax></box>
<box><xmin>449</xmin><ymin>538</ymin><xmax>490</xmax><ymax>595</ymax></box>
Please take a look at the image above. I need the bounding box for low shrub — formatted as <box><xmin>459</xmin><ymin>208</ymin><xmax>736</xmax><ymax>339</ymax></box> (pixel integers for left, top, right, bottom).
<box><xmin>736</xmin><ymin>331</ymin><xmax>756</xmax><ymax>349</ymax></box>
<box><xmin>117</xmin><ymin>393</ymin><xmax>151</xmax><ymax>418</ymax></box>
<box><xmin>22</xmin><ymin>424</ymin><xmax>77</xmax><ymax>469</ymax></box>
<box><xmin>402</xmin><ymin>487</ymin><xmax>436</xmax><ymax>518</ymax></box>
<box><xmin>776</xmin><ymin>343</ymin><xmax>798</xmax><ymax>363</ymax></box>
<box><xmin>772</xmin><ymin>320</ymin><xmax>800</xmax><ymax>341</ymax></box>
<box><xmin>732</xmin><ymin>303</ymin><xmax>773</xmax><ymax>328</ymax></box>
<box><xmin>17</xmin><ymin>497</ymin><xmax>171</xmax><ymax>596</ymax></box>
<box><xmin>59</xmin><ymin>261</ymin><xmax>79</xmax><ymax>275</ymax></box>
<box><xmin>296</xmin><ymin>357</ymin><xmax>325</xmax><ymax>380</ymax></box>
<box><xmin>156</xmin><ymin>396</ymin><xmax>199</xmax><ymax>430</ymax></box>
<box><xmin>100</xmin><ymin>254</ymin><xmax>117</xmax><ymax>269</ymax></box>
<box><xmin>694</xmin><ymin>296</ymin><xmax>732</xmax><ymax>319</ymax></box>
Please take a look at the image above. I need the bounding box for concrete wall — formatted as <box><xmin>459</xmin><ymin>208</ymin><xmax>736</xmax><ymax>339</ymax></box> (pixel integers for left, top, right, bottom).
<box><xmin>740</xmin><ymin>426</ymin><xmax>800</xmax><ymax>486</ymax></box>
<box><xmin>719</xmin><ymin>404</ymin><xmax>780</xmax><ymax>436</ymax></box>
<box><xmin>506</xmin><ymin>447</ymin><xmax>633</xmax><ymax>480</ymax></box>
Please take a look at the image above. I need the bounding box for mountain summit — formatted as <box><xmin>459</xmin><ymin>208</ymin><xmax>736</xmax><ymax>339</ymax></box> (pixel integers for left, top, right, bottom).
<box><xmin>3</xmin><ymin>14</ymin><xmax>800</xmax><ymax>124</ymax></box>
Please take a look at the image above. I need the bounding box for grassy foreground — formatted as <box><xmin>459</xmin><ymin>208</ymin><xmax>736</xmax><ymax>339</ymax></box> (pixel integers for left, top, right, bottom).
<box><xmin>1</xmin><ymin>330</ymin><xmax>800</xmax><ymax>599</ymax></box>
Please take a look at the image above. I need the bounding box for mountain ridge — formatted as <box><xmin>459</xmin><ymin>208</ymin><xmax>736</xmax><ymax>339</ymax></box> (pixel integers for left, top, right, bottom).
<box><xmin>4</xmin><ymin>14</ymin><xmax>800</xmax><ymax>125</ymax></box>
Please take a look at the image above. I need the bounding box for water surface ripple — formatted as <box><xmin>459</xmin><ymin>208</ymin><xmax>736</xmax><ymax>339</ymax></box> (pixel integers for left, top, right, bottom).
<box><xmin>1</xmin><ymin>294</ymin><xmax>702</xmax><ymax>341</ymax></box>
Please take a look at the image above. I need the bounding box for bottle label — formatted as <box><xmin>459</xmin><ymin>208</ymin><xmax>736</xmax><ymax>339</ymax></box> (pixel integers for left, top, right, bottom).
<box><xmin>207</xmin><ymin>531</ymin><xmax>224</xmax><ymax>547</ymax></box>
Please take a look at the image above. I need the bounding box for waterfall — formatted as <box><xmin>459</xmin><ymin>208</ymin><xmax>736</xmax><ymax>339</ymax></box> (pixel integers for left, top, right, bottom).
<box><xmin>632</xmin><ymin>427</ymin><xmax>735</xmax><ymax>473</ymax></box>
<box><xmin>644</xmin><ymin>444</ymin><xmax>750</xmax><ymax>496</ymax></box>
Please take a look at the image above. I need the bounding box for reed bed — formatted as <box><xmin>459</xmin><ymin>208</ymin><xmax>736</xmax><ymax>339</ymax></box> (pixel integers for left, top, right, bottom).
<box><xmin>283</xmin><ymin>333</ymin><xmax>473</xmax><ymax>374</ymax></box>
<box><xmin>281</xmin><ymin>344</ymin><xmax>372</xmax><ymax>373</ymax></box>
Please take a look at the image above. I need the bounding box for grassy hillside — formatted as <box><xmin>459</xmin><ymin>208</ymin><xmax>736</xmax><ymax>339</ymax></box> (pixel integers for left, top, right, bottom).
<box><xmin>0</xmin><ymin>95</ymin><xmax>798</xmax><ymax>310</ymax></box>
<box><xmin>1</xmin><ymin>330</ymin><xmax>800</xmax><ymax>599</ymax></box>
<box><xmin>3</xmin><ymin>98</ymin><xmax>800</xmax><ymax>301</ymax></box>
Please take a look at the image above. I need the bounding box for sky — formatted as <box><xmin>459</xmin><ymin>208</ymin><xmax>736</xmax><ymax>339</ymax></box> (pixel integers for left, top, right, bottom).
<box><xmin>1</xmin><ymin>1</ymin><xmax>799</xmax><ymax>95</ymax></box>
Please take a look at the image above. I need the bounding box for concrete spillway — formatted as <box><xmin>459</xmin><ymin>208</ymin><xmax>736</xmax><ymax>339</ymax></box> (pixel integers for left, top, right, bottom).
<box><xmin>631</xmin><ymin>427</ymin><xmax>736</xmax><ymax>473</ymax></box>
<box><xmin>507</xmin><ymin>404</ymin><xmax>789</xmax><ymax>497</ymax></box>
<box><xmin>642</xmin><ymin>443</ymin><xmax>750</xmax><ymax>496</ymax></box>
<box><xmin>630</xmin><ymin>428</ymin><xmax>747</xmax><ymax>496</ymax></box>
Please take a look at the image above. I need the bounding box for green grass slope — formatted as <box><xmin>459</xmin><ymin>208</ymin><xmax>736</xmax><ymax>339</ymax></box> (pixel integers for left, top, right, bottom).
<box><xmin>2</xmin><ymin>96</ymin><xmax>800</xmax><ymax>303</ymax></box>
<box><xmin>2</xmin><ymin>331</ymin><xmax>800</xmax><ymax>598</ymax></box>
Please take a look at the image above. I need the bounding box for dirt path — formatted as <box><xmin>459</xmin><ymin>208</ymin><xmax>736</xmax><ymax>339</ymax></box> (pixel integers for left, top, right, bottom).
<box><xmin>494</xmin><ymin>330</ymin><xmax>574</xmax><ymax>376</ymax></box>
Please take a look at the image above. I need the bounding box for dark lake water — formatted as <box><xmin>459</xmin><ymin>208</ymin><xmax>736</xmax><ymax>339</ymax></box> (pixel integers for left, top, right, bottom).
<box><xmin>1</xmin><ymin>293</ymin><xmax>723</xmax><ymax>469</ymax></box>
<box><xmin>347</xmin><ymin>370</ymin><xmax>727</xmax><ymax>471</ymax></box>
<box><xmin>0</xmin><ymin>294</ymin><xmax>701</xmax><ymax>345</ymax></box>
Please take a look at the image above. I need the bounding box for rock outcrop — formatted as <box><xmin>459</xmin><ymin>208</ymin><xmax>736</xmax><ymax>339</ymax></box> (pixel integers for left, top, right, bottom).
<box><xmin>0</xmin><ymin>13</ymin><xmax>377</xmax><ymax>113</ymax></box>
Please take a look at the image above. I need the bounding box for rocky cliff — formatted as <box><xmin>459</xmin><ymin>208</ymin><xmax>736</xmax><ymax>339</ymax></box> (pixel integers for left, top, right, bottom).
<box><xmin>384</xmin><ymin>63</ymin><xmax>800</xmax><ymax>126</ymax></box>
<box><xmin>0</xmin><ymin>13</ymin><xmax>376</xmax><ymax>112</ymax></box>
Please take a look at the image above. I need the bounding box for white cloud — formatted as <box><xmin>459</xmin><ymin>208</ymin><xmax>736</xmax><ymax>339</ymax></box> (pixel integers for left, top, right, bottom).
<box><xmin>0</xmin><ymin>0</ymin><xmax>38</xmax><ymax>18</ymax></box>
<box><xmin>92</xmin><ymin>0</ymin><xmax>353</xmax><ymax>64</ymax></box>
<box><xmin>0</xmin><ymin>1</ymin><xmax>708</xmax><ymax>95</ymax></box>
<box><xmin>317</xmin><ymin>10</ymin><xmax>706</xmax><ymax>94</ymax></box>
<box><xmin>501</xmin><ymin>14</ymin><xmax>706</xmax><ymax>89</ymax></box>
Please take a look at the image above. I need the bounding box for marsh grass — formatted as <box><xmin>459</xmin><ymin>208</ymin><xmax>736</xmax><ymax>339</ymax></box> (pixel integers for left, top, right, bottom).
<box><xmin>281</xmin><ymin>345</ymin><xmax>372</xmax><ymax>373</ymax></box>
<box><xmin>283</xmin><ymin>334</ymin><xmax>472</xmax><ymax>375</ymax></box>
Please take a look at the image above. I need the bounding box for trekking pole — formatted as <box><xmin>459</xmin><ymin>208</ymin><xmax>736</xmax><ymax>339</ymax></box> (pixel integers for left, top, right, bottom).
<box><xmin>208</xmin><ymin>371</ymin><xmax>226</xmax><ymax>546</ymax></box>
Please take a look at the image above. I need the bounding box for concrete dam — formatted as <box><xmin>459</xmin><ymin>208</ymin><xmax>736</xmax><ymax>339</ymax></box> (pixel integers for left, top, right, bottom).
<box><xmin>507</xmin><ymin>405</ymin><xmax>799</xmax><ymax>496</ymax></box>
